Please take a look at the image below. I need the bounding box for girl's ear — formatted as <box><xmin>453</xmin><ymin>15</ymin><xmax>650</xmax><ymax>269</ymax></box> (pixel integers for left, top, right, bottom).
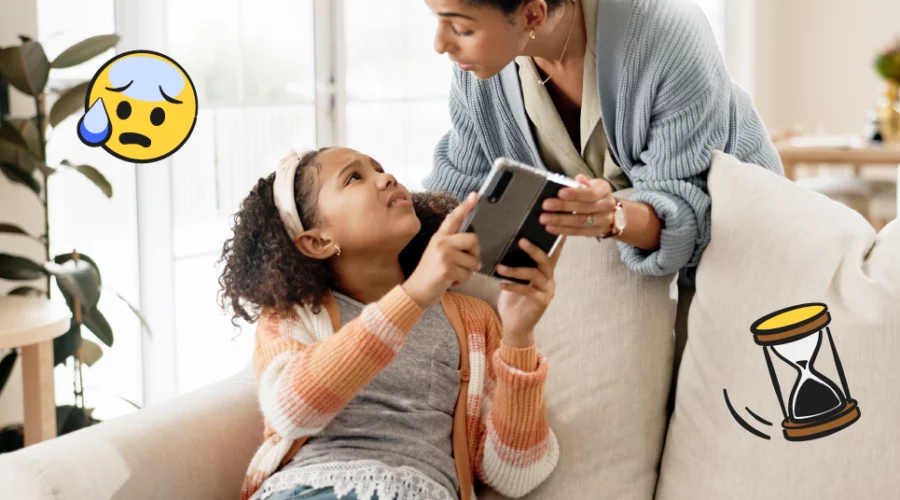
<box><xmin>294</xmin><ymin>228</ymin><xmax>339</xmax><ymax>260</ymax></box>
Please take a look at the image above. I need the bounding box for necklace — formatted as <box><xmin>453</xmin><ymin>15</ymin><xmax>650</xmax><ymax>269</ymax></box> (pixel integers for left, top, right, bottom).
<box><xmin>536</xmin><ymin>0</ymin><xmax>578</xmax><ymax>86</ymax></box>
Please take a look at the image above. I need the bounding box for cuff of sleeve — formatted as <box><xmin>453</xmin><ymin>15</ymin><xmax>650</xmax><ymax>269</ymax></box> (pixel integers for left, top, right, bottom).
<box><xmin>498</xmin><ymin>343</ymin><xmax>539</xmax><ymax>372</ymax></box>
<box><xmin>493</xmin><ymin>349</ymin><xmax>548</xmax><ymax>390</ymax></box>
<box><xmin>616</xmin><ymin>189</ymin><xmax>701</xmax><ymax>276</ymax></box>
<box><xmin>377</xmin><ymin>286</ymin><xmax>425</xmax><ymax>332</ymax></box>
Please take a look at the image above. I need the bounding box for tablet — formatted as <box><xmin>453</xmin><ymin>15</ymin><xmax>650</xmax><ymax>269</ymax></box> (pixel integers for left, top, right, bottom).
<box><xmin>459</xmin><ymin>157</ymin><xmax>581</xmax><ymax>284</ymax></box>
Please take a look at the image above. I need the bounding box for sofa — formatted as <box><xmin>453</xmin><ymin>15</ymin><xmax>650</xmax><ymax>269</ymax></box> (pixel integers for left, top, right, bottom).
<box><xmin>2</xmin><ymin>153</ymin><xmax>898</xmax><ymax>500</ymax></box>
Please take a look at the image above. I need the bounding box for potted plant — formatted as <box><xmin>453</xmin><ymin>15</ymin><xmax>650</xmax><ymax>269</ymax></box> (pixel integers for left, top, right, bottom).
<box><xmin>874</xmin><ymin>37</ymin><xmax>900</xmax><ymax>142</ymax></box>
<box><xmin>0</xmin><ymin>33</ymin><xmax>148</xmax><ymax>452</ymax></box>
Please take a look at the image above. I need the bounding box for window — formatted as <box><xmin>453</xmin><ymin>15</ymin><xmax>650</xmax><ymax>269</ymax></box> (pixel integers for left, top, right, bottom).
<box><xmin>342</xmin><ymin>0</ymin><xmax>452</xmax><ymax>190</ymax></box>
<box><xmin>164</xmin><ymin>0</ymin><xmax>317</xmax><ymax>394</ymax></box>
<box><xmin>38</xmin><ymin>0</ymin><xmax>144</xmax><ymax>420</ymax></box>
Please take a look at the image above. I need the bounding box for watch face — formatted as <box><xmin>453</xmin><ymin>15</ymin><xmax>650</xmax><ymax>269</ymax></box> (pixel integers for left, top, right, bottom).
<box><xmin>614</xmin><ymin>205</ymin><xmax>627</xmax><ymax>229</ymax></box>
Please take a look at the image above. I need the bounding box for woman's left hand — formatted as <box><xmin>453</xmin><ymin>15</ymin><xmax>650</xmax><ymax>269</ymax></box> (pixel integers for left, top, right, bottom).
<box><xmin>495</xmin><ymin>237</ymin><xmax>565</xmax><ymax>348</ymax></box>
<box><xmin>539</xmin><ymin>174</ymin><xmax>617</xmax><ymax>238</ymax></box>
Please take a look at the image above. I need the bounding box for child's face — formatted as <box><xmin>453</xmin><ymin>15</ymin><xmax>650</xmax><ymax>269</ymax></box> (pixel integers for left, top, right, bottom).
<box><xmin>311</xmin><ymin>147</ymin><xmax>421</xmax><ymax>257</ymax></box>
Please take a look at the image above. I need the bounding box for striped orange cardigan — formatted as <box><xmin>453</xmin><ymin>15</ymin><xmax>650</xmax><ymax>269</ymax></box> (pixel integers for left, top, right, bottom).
<box><xmin>241</xmin><ymin>285</ymin><xmax>558</xmax><ymax>500</ymax></box>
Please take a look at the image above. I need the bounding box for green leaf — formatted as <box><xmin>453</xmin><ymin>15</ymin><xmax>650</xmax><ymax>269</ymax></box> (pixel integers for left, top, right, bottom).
<box><xmin>35</xmin><ymin>163</ymin><xmax>56</xmax><ymax>177</ymax></box>
<box><xmin>0</xmin><ymin>253</ymin><xmax>46</xmax><ymax>280</ymax></box>
<box><xmin>50</xmin><ymin>35</ymin><xmax>119</xmax><ymax>69</ymax></box>
<box><xmin>0</xmin><ymin>161</ymin><xmax>41</xmax><ymax>194</ymax></box>
<box><xmin>8</xmin><ymin>286</ymin><xmax>45</xmax><ymax>297</ymax></box>
<box><xmin>0</xmin><ymin>350</ymin><xmax>18</xmax><ymax>395</ymax></box>
<box><xmin>56</xmin><ymin>404</ymin><xmax>74</xmax><ymax>434</ymax></box>
<box><xmin>53</xmin><ymin>252</ymin><xmax>101</xmax><ymax>274</ymax></box>
<box><xmin>60</xmin><ymin>160</ymin><xmax>112</xmax><ymax>198</ymax></box>
<box><xmin>49</xmin><ymin>81</ymin><xmax>90</xmax><ymax>128</ymax></box>
<box><xmin>80</xmin><ymin>338</ymin><xmax>103</xmax><ymax>367</ymax></box>
<box><xmin>104</xmin><ymin>286</ymin><xmax>152</xmax><ymax>338</ymax></box>
<box><xmin>53</xmin><ymin>322</ymin><xmax>82</xmax><ymax>366</ymax></box>
<box><xmin>0</xmin><ymin>118</ymin><xmax>30</xmax><ymax>150</ymax></box>
<box><xmin>1</xmin><ymin>118</ymin><xmax>43</xmax><ymax>162</ymax></box>
<box><xmin>0</xmin><ymin>42</ymin><xmax>50</xmax><ymax>96</ymax></box>
<box><xmin>45</xmin><ymin>258</ymin><xmax>102</xmax><ymax>311</ymax></box>
<box><xmin>56</xmin><ymin>404</ymin><xmax>97</xmax><ymax>435</ymax></box>
<box><xmin>0</xmin><ymin>223</ymin><xmax>32</xmax><ymax>237</ymax></box>
<box><xmin>83</xmin><ymin>308</ymin><xmax>113</xmax><ymax>348</ymax></box>
<box><xmin>113</xmin><ymin>395</ymin><xmax>140</xmax><ymax>410</ymax></box>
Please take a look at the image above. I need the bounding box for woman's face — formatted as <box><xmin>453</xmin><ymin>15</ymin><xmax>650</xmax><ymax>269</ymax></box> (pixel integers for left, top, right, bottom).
<box><xmin>426</xmin><ymin>0</ymin><xmax>532</xmax><ymax>80</ymax></box>
<box><xmin>311</xmin><ymin>148</ymin><xmax>421</xmax><ymax>257</ymax></box>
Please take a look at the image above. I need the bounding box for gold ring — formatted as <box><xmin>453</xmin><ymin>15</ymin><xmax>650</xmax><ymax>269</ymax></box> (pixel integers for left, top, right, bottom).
<box><xmin>584</xmin><ymin>214</ymin><xmax>594</xmax><ymax>227</ymax></box>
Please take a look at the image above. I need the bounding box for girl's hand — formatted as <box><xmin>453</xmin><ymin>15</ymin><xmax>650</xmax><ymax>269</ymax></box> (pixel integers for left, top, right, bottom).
<box><xmin>403</xmin><ymin>193</ymin><xmax>481</xmax><ymax>309</ymax></box>
<box><xmin>495</xmin><ymin>237</ymin><xmax>566</xmax><ymax>347</ymax></box>
<box><xmin>539</xmin><ymin>175</ymin><xmax>617</xmax><ymax>237</ymax></box>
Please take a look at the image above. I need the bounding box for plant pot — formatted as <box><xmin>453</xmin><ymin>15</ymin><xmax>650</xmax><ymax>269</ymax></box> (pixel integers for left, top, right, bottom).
<box><xmin>877</xmin><ymin>81</ymin><xmax>900</xmax><ymax>143</ymax></box>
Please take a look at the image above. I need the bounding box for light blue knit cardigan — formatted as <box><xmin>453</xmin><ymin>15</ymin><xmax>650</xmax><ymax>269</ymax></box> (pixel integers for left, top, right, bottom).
<box><xmin>424</xmin><ymin>0</ymin><xmax>783</xmax><ymax>276</ymax></box>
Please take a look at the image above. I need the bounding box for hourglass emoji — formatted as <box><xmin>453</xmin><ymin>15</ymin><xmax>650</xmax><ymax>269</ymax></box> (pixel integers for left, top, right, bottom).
<box><xmin>750</xmin><ymin>303</ymin><xmax>861</xmax><ymax>442</ymax></box>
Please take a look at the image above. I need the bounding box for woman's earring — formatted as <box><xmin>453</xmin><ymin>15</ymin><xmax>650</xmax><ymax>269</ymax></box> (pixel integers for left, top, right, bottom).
<box><xmin>333</xmin><ymin>244</ymin><xmax>341</xmax><ymax>257</ymax></box>
<box><xmin>529</xmin><ymin>29</ymin><xmax>536</xmax><ymax>40</ymax></box>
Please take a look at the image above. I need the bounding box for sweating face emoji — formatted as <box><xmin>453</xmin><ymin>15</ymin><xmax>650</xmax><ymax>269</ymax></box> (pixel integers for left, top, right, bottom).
<box><xmin>78</xmin><ymin>50</ymin><xmax>197</xmax><ymax>163</ymax></box>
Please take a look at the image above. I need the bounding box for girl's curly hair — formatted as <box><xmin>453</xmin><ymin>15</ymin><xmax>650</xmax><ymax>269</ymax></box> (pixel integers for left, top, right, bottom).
<box><xmin>217</xmin><ymin>148</ymin><xmax>459</xmax><ymax>326</ymax></box>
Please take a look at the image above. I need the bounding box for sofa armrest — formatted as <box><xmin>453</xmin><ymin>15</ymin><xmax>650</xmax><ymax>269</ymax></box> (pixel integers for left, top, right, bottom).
<box><xmin>0</xmin><ymin>366</ymin><xmax>263</xmax><ymax>500</ymax></box>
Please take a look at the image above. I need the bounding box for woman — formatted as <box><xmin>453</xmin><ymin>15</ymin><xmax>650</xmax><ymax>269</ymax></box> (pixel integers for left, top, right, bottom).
<box><xmin>424</xmin><ymin>0</ymin><xmax>783</xmax><ymax>278</ymax></box>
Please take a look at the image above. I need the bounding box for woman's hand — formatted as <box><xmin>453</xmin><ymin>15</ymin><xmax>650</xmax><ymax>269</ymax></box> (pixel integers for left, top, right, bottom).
<box><xmin>539</xmin><ymin>175</ymin><xmax>617</xmax><ymax>238</ymax></box>
<box><xmin>403</xmin><ymin>192</ymin><xmax>481</xmax><ymax>309</ymax></box>
<box><xmin>495</xmin><ymin>237</ymin><xmax>566</xmax><ymax>348</ymax></box>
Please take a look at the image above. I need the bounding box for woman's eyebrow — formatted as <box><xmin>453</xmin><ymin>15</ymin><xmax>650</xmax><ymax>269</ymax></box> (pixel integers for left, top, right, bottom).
<box><xmin>436</xmin><ymin>11</ymin><xmax>475</xmax><ymax>20</ymax></box>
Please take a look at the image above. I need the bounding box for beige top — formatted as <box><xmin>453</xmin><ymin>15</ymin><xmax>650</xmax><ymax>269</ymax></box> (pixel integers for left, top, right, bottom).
<box><xmin>516</xmin><ymin>0</ymin><xmax>631</xmax><ymax>190</ymax></box>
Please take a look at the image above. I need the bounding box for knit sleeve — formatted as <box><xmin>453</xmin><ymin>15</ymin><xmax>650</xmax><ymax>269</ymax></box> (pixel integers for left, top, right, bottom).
<box><xmin>616</xmin><ymin>1</ymin><xmax>781</xmax><ymax>276</ymax></box>
<box><xmin>424</xmin><ymin>66</ymin><xmax>493</xmax><ymax>201</ymax></box>
<box><xmin>471</xmin><ymin>301</ymin><xmax>559</xmax><ymax>498</ymax></box>
<box><xmin>254</xmin><ymin>286</ymin><xmax>423</xmax><ymax>440</ymax></box>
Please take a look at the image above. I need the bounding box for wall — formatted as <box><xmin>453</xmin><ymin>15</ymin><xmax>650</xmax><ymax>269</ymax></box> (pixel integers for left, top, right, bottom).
<box><xmin>729</xmin><ymin>0</ymin><xmax>900</xmax><ymax>136</ymax></box>
<box><xmin>0</xmin><ymin>0</ymin><xmax>41</xmax><ymax>428</ymax></box>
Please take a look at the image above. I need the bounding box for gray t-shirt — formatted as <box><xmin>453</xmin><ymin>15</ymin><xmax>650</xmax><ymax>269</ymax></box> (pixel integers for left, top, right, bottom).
<box><xmin>279</xmin><ymin>291</ymin><xmax>461</xmax><ymax>498</ymax></box>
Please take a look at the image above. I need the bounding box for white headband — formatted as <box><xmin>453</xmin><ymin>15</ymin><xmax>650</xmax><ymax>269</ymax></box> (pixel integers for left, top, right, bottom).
<box><xmin>273</xmin><ymin>148</ymin><xmax>315</xmax><ymax>241</ymax></box>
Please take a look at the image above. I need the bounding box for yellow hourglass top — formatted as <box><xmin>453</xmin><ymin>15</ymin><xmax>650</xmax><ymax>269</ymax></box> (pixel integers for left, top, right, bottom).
<box><xmin>750</xmin><ymin>303</ymin><xmax>832</xmax><ymax>345</ymax></box>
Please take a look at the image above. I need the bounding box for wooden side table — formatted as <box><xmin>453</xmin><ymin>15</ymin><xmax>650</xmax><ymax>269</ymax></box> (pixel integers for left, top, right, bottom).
<box><xmin>0</xmin><ymin>296</ymin><xmax>71</xmax><ymax>446</ymax></box>
<box><xmin>776</xmin><ymin>139</ymin><xmax>900</xmax><ymax>226</ymax></box>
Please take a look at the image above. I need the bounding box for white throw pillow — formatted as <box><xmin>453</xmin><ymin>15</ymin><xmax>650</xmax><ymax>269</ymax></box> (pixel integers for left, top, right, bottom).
<box><xmin>656</xmin><ymin>152</ymin><xmax>900</xmax><ymax>499</ymax></box>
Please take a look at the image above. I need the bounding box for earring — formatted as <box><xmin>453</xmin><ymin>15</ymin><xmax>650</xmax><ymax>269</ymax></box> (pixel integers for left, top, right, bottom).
<box><xmin>529</xmin><ymin>29</ymin><xmax>536</xmax><ymax>40</ymax></box>
<box><xmin>333</xmin><ymin>244</ymin><xmax>341</xmax><ymax>257</ymax></box>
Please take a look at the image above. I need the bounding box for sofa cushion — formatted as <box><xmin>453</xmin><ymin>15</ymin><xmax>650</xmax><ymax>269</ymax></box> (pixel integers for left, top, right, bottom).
<box><xmin>0</xmin><ymin>366</ymin><xmax>262</xmax><ymax>500</ymax></box>
<box><xmin>656</xmin><ymin>152</ymin><xmax>900</xmax><ymax>499</ymax></box>
<box><xmin>457</xmin><ymin>188</ymin><xmax>679</xmax><ymax>500</ymax></box>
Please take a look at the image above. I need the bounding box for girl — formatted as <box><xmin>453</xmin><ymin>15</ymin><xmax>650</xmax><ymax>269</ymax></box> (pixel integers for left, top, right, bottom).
<box><xmin>219</xmin><ymin>147</ymin><xmax>561</xmax><ymax>500</ymax></box>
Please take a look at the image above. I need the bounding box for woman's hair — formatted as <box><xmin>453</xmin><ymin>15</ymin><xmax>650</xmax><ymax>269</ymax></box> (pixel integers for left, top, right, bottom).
<box><xmin>469</xmin><ymin>0</ymin><xmax>567</xmax><ymax>14</ymax></box>
<box><xmin>217</xmin><ymin>148</ymin><xmax>460</xmax><ymax>326</ymax></box>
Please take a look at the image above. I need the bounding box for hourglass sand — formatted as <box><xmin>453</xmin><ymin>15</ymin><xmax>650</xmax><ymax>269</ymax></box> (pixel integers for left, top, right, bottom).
<box><xmin>751</xmin><ymin>303</ymin><xmax>861</xmax><ymax>442</ymax></box>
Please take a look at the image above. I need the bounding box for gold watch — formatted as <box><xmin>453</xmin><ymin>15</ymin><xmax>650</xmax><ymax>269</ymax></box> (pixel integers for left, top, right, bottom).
<box><xmin>599</xmin><ymin>199</ymin><xmax>626</xmax><ymax>239</ymax></box>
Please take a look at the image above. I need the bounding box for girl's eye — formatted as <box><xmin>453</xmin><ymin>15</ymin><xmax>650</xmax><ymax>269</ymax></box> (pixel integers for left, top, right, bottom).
<box><xmin>346</xmin><ymin>172</ymin><xmax>362</xmax><ymax>185</ymax></box>
<box><xmin>453</xmin><ymin>26</ymin><xmax>473</xmax><ymax>37</ymax></box>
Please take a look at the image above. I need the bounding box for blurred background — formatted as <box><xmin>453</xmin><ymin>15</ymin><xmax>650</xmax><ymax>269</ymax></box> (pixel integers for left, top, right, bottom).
<box><xmin>0</xmin><ymin>0</ymin><xmax>898</xmax><ymax>438</ymax></box>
